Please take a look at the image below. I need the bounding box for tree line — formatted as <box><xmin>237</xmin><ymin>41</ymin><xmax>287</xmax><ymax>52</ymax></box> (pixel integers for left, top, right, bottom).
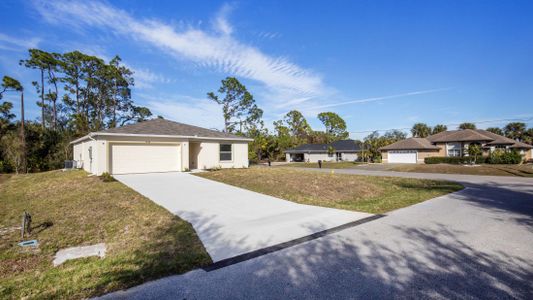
<box><xmin>0</xmin><ymin>49</ymin><xmax>152</xmax><ymax>173</ymax></box>
<box><xmin>207</xmin><ymin>77</ymin><xmax>533</xmax><ymax>163</ymax></box>
<box><xmin>2</xmin><ymin>48</ymin><xmax>532</xmax><ymax>172</ymax></box>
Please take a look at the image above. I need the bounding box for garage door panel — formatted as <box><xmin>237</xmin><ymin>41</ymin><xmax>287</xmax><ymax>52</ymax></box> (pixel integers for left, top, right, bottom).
<box><xmin>388</xmin><ymin>150</ymin><xmax>417</xmax><ymax>164</ymax></box>
<box><xmin>111</xmin><ymin>144</ymin><xmax>181</xmax><ymax>174</ymax></box>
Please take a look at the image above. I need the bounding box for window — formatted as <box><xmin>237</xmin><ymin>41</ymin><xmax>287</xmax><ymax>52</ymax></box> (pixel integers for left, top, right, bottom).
<box><xmin>448</xmin><ymin>149</ymin><xmax>461</xmax><ymax>157</ymax></box>
<box><xmin>219</xmin><ymin>144</ymin><xmax>232</xmax><ymax>161</ymax></box>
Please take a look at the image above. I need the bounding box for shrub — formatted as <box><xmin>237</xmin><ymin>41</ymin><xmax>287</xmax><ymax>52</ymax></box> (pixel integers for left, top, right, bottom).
<box><xmin>488</xmin><ymin>149</ymin><xmax>522</xmax><ymax>164</ymax></box>
<box><xmin>424</xmin><ymin>156</ymin><xmax>488</xmax><ymax>164</ymax></box>
<box><xmin>100</xmin><ymin>172</ymin><xmax>116</xmax><ymax>182</ymax></box>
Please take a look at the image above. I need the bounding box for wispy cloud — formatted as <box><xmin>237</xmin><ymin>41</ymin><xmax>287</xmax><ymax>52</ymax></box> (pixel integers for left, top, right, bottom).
<box><xmin>137</xmin><ymin>93</ymin><xmax>224</xmax><ymax>129</ymax></box>
<box><xmin>32</xmin><ymin>0</ymin><xmax>325</xmax><ymax>98</ymax></box>
<box><xmin>130</xmin><ymin>67</ymin><xmax>173</xmax><ymax>89</ymax></box>
<box><xmin>0</xmin><ymin>32</ymin><xmax>41</xmax><ymax>51</ymax></box>
<box><xmin>213</xmin><ymin>3</ymin><xmax>234</xmax><ymax>35</ymax></box>
<box><xmin>308</xmin><ymin>88</ymin><xmax>453</xmax><ymax>110</ymax></box>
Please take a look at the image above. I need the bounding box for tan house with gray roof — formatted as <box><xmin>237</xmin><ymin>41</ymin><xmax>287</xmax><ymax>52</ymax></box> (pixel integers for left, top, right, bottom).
<box><xmin>70</xmin><ymin>118</ymin><xmax>252</xmax><ymax>175</ymax></box>
<box><xmin>380</xmin><ymin>129</ymin><xmax>533</xmax><ymax>164</ymax></box>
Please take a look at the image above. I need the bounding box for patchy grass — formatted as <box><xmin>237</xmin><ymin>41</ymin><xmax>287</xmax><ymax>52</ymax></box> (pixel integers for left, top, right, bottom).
<box><xmin>387</xmin><ymin>164</ymin><xmax>533</xmax><ymax>177</ymax></box>
<box><xmin>0</xmin><ymin>170</ymin><xmax>211</xmax><ymax>299</ymax></box>
<box><xmin>284</xmin><ymin>161</ymin><xmax>366</xmax><ymax>169</ymax></box>
<box><xmin>196</xmin><ymin>168</ymin><xmax>462</xmax><ymax>214</ymax></box>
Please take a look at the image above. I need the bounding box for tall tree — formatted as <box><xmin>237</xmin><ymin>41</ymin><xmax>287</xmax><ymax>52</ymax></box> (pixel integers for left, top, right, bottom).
<box><xmin>432</xmin><ymin>124</ymin><xmax>447</xmax><ymax>135</ymax></box>
<box><xmin>317</xmin><ymin>112</ymin><xmax>348</xmax><ymax>141</ymax></box>
<box><xmin>207</xmin><ymin>77</ymin><xmax>259</xmax><ymax>133</ymax></box>
<box><xmin>523</xmin><ymin>128</ymin><xmax>533</xmax><ymax>145</ymax></box>
<box><xmin>1</xmin><ymin>77</ymin><xmax>24</xmax><ymax>150</ymax></box>
<box><xmin>411</xmin><ymin>123</ymin><xmax>431</xmax><ymax>138</ymax></box>
<box><xmin>458</xmin><ymin>122</ymin><xmax>477</xmax><ymax>130</ymax></box>
<box><xmin>503</xmin><ymin>122</ymin><xmax>526</xmax><ymax>141</ymax></box>
<box><xmin>20</xmin><ymin>49</ymin><xmax>56</xmax><ymax>128</ymax></box>
<box><xmin>283</xmin><ymin>110</ymin><xmax>310</xmax><ymax>144</ymax></box>
<box><xmin>486</xmin><ymin>127</ymin><xmax>503</xmax><ymax>136</ymax></box>
<box><xmin>383</xmin><ymin>129</ymin><xmax>407</xmax><ymax>142</ymax></box>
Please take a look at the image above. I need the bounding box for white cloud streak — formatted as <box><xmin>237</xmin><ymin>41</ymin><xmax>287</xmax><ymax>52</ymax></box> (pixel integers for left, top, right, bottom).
<box><xmin>0</xmin><ymin>33</ymin><xmax>40</xmax><ymax>51</ymax></box>
<box><xmin>308</xmin><ymin>88</ymin><xmax>453</xmax><ymax>110</ymax></box>
<box><xmin>136</xmin><ymin>93</ymin><xmax>224</xmax><ymax>129</ymax></box>
<box><xmin>32</xmin><ymin>0</ymin><xmax>324</xmax><ymax>98</ymax></box>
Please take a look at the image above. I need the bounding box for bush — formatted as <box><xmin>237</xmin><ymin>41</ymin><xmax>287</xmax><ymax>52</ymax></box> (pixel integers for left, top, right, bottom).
<box><xmin>425</xmin><ymin>150</ymin><xmax>523</xmax><ymax>165</ymax></box>
<box><xmin>424</xmin><ymin>156</ymin><xmax>488</xmax><ymax>164</ymax></box>
<box><xmin>488</xmin><ymin>149</ymin><xmax>522</xmax><ymax>164</ymax></box>
<box><xmin>100</xmin><ymin>172</ymin><xmax>116</xmax><ymax>182</ymax></box>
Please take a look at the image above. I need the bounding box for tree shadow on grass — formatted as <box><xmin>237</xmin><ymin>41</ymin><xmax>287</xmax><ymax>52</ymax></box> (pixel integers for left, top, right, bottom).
<box><xmin>97</xmin><ymin>177</ymin><xmax>533</xmax><ymax>299</ymax></box>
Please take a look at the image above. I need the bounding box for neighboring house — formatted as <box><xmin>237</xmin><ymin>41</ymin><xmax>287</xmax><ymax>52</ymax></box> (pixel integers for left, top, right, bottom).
<box><xmin>380</xmin><ymin>129</ymin><xmax>533</xmax><ymax>164</ymax></box>
<box><xmin>285</xmin><ymin>140</ymin><xmax>362</xmax><ymax>163</ymax></box>
<box><xmin>71</xmin><ymin>119</ymin><xmax>252</xmax><ymax>175</ymax></box>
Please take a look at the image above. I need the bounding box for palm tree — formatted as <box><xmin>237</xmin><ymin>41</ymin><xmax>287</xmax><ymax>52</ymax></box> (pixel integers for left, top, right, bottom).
<box><xmin>411</xmin><ymin>123</ymin><xmax>431</xmax><ymax>138</ymax></box>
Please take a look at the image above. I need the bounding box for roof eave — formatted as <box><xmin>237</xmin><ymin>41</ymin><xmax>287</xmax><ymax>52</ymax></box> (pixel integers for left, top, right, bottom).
<box><xmin>71</xmin><ymin>132</ymin><xmax>253</xmax><ymax>144</ymax></box>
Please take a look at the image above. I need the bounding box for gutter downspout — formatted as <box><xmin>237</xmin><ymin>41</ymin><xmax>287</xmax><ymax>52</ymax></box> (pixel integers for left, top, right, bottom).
<box><xmin>87</xmin><ymin>133</ymin><xmax>96</xmax><ymax>175</ymax></box>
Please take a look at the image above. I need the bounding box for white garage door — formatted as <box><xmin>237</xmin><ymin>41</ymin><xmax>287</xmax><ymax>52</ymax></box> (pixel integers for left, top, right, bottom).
<box><xmin>111</xmin><ymin>144</ymin><xmax>181</xmax><ymax>174</ymax></box>
<box><xmin>388</xmin><ymin>150</ymin><xmax>417</xmax><ymax>164</ymax></box>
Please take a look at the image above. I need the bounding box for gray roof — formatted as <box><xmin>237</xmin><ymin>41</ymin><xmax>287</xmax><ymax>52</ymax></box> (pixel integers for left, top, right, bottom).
<box><xmin>379</xmin><ymin>138</ymin><xmax>440</xmax><ymax>151</ymax></box>
<box><xmin>285</xmin><ymin>140</ymin><xmax>362</xmax><ymax>153</ymax></box>
<box><xmin>70</xmin><ymin>119</ymin><xmax>252</xmax><ymax>144</ymax></box>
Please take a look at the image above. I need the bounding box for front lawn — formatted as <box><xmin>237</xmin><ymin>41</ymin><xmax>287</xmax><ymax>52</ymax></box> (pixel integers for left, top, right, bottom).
<box><xmin>0</xmin><ymin>171</ymin><xmax>211</xmax><ymax>299</ymax></box>
<box><xmin>284</xmin><ymin>161</ymin><xmax>365</xmax><ymax>169</ymax></box>
<box><xmin>388</xmin><ymin>164</ymin><xmax>533</xmax><ymax>177</ymax></box>
<box><xmin>196</xmin><ymin>168</ymin><xmax>463</xmax><ymax>214</ymax></box>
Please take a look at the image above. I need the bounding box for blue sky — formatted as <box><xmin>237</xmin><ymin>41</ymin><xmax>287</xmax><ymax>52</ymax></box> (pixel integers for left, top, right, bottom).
<box><xmin>1</xmin><ymin>0</ymin><xmax>532</xmax><ymax>139</ymax></box>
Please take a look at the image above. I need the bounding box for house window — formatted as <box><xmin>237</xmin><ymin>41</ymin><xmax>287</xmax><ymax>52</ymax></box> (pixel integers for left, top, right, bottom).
<box><xmin>448</xmin><ymin>149</ymin><xmax>461</xmax><ymax>157</ymax></box>
<box><xmin>219</xmin><ymin>144</ymin><xmax>232</xmax><ymax>161</ymax></box>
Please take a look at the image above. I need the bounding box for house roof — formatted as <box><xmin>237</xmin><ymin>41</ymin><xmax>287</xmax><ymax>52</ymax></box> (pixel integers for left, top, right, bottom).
<box><xmin>285</xmin><ymin>139</ymin><xmax>362</xmax><ymax>153</ymax></box>
<box><xmin>426</xmin><ymin>129</ymin><xmax>493</xmax><ymax>143</ymax></box>
<box><xmin>331</xmin><ymin>139</ymin><xmax>363</xmax><ymax>151</ymax></box>
<box><xmin>379</xmin><ymin>138</ymin><xmax>441</xmax><ymax>151</ymax></box>
<box><xmin>71</xmin><ymin>119</ymin><xmax>252</xmax><ymax>144</ymax></box>
<box><xmin>381</xmin><ymin>129</ymin><xmax>533</xmax><ymax>152</ymax></box>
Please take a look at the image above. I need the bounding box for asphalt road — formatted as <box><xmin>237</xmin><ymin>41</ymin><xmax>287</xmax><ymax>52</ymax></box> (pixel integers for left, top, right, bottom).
<box><xmin>100</xmin><ymin>170</ymin><xmax>533</xmax><ymax>299</ymax></box>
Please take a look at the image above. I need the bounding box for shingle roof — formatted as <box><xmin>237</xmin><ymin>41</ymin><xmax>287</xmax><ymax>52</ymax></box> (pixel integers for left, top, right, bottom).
<box><xmin>330</xmin><ymin>139</ymin><xmax>362</xmax><ymax>151</ymax></box>
<box><xmin>379</xmin><ymin>138</ymin><xmax>441</xmax><ymax>151</ymax></box>
<box><xmin>426</xmin><ymin>129</ymin><xmax>493</xmax><ymax>143</ymax></box>
<box><xmin>285</xmin><ymin>139</ymin><xmax>362</xmax><ymax>153</ymax></box>
<box><xmin>381</xmin><ymin>129</ymin><xmax>533</xmax><ymax>151</ymax></box>
<box><xmin>95</xmin><ymin>118</ymin><xmax>248</xmax><ymax>139</ymax></box>
<box><xmin>509</xmin><ymin>141</ymin><xmax>533</xmax><ymax>149</ymax></box>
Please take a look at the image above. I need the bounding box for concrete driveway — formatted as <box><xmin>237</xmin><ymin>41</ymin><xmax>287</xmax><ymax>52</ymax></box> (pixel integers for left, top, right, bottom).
<box><xmin>115</xmin><ymin>172</ymin><xmax>372</xmax><ymax>262</ymax></box>
<box><xmin>103</xmin><ymin>170</ymin><xmax>533</xmax><ymax>299</ymax></box>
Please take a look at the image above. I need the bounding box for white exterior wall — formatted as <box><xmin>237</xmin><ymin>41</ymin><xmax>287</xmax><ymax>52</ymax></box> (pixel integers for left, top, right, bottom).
<box><xmin>196</xmin><ymin>141</ymin><xmax>248</xmax><ymax>169</ymax></box>
<box><xmin>341</xmin><ymin>153</ymin><xmax>358</xmax><ymax>161</ymax></box>
<box><xmin>73</xmin><ymin>139</ymin><xmax>98</xmax><ymax>173</ymax></box>
<box><xmin>73</xmin><ymin>135</ymin><xmax>249</xmax><ymax>175</ymax></box>
<box><xmin>307</xmin><ymin>153</ymin><xmax>335</xmax><ymax>163</ymax></box>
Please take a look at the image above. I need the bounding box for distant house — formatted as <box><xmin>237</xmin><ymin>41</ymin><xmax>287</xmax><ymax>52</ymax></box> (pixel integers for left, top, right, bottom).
<box><xmin>379</xmin><ymin>129</ymin><xmax>533</xmax><ymax>164</ymax></box>
<box><xmin>285</xmin><ymin>140</ymin><xmax>362</xmax><ymax>163</ymax></box>
<box><xmin>71</xmin><ymin>119</ymin><xmax>252</xmax><ymax>175</ymax></box>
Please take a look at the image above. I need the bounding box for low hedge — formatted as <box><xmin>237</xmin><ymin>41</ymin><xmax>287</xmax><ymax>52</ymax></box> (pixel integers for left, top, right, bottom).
<box><xmin>425</xmin><ymin>156</ymin><xmax>487</xmax><ymax>164</ymax></box>
<box><xmin>425</xmin><ymin>150</ymin><xmax>523</xmax><ymax>165</ymax></box>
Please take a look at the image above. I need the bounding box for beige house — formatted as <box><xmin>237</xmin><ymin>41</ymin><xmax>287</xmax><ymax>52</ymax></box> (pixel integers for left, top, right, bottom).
<box><xmin>380</xmin><ymin>129</ymin><xmax>533</xmax><ymax>164</ymax></box>
<box><xmin>71</xmin><ymin>119</ymin><xmax>252</xmax><ymax>175</ymax></box>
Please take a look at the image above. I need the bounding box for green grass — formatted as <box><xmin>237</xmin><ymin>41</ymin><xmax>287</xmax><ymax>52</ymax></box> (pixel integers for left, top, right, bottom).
<box><xmin>196</xmin><ymin>168</ymin><xmax>463</xmax><ymax>214</ymax></box>
<box><xmin>287</xmin><ymin>161</ymin><xmax>533</xmax><ymax>177</ymax></box>
<box><xmin>0</xmin><ymin>170</ymin><xmax>211</xmax><ymax>299</ymax></box>
<box><xmin>284</xmin><ymin>161</ymin><xmax>366</xmax><ymax>169</ymax></box>
<box><xmin>387</xmin><ymin>163</ymin><xmax>533</xmax><ymax>177</ymax></box>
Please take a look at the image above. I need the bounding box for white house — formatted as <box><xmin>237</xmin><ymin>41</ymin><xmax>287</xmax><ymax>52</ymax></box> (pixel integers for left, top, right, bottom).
<box><xmin>285</xmin><ymin>140</ymin><xmax>362</xmax><ymax>163</ymax></box>
<box><xmin>71</xmin><ymin>119</ymin><xmax>252</xmax><ymax>175</ymax></box>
